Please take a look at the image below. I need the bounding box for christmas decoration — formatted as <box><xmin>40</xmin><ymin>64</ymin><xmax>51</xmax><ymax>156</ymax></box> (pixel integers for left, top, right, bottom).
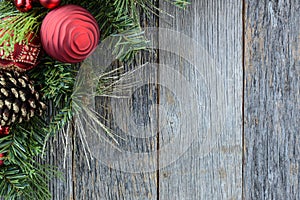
<box><xmin>14</xmin><ymin>0</ymin><xmax>36</xmax><ymax>12</ymax></box>
<box><xmin>0</xmin><ymin>70</ymin><xmax>46</xmax><ymax>126</ymax></box>
<box><xmin>0</xmin><ymin>0</ymin><xmax>189</xmax><ymax>199</ymax></box>
<box><xmin>0</xmin><ymin>31</ymin><xmax>41</xmax><ymax>71</ymax></box>
<box><xmin>0</xmin><ymin>126</ymin><xmax>9</xmax><ymax>166</ymax></box>
<box><xmin>0</xmin><ymin>153</ymin><xmax>4</xmax><ymax>165</ymax></box>
<box><xmin>39</xmin><ymin>0</ymin><xmax>61</xmax><ymax>9</ymax></box>
<box><xmin>0</xmin><ymin>125</ymin><xmax>10</xmax><ymax>135</ymax></box>
<box><xmin>40</xmin><ymin>5</ymin><xmax>100</xmax><ymax>63</ymax></box>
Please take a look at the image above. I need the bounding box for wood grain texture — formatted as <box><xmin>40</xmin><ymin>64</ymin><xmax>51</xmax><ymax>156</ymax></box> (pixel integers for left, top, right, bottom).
<box><xmin>46</xmin><ymin>130</ymin><xmax>74</xmax><ymax>200</ymax></box>
<box><xmin>244</xmin><ymin>0</ymin><xmax>300</xmax><ymax>199</ymax></box>
<box><xmin>73</xmin><ymin>68</ymin><xmax>159</xmax><ymax>200</ymax></box>
<box><xmin>158</xmin><ymin>0</ymin><xmax>243</xmax><ymax>199</ymax></box>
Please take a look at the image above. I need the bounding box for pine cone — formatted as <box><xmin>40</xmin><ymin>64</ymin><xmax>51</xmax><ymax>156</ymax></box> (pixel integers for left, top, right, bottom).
<box><xmin>0</xmin><ymin>70</ymin><xmax>46</xmax><ymax>126</ymax></box>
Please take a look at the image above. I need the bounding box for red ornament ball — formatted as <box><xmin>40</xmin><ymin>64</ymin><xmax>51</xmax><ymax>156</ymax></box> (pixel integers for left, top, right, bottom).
<box><xmin>40</xmin><ymin>5</ymin><xmax>100</xmax><ymax>63</ymax></box>
<box><xmin>0</xmin><ymin>31</ymin><xmax>41</xmax><ymax>71</ymax></box>
<box><xmin>0</xmin><ymin>153</ymin><xmax>4</xmax><ymax>166</ymax></box>
<box><xmin>0</xmin><ymin>126</ymin><xmax>10</xmax><ymax>136</ymax></box>
<box><xmin>0</xmin><ymin>126</ymin><xmax>9</xmax><ymax>166</ymax></box>
<box><xmin>39</xmin><ymin>0</ymin><xmax>61</xmax><ymax>9</ymax></box>
<box><xmin>14</xmin><ymin>0</ymin><xmax>34</xmax><ymax>12</ymax></box>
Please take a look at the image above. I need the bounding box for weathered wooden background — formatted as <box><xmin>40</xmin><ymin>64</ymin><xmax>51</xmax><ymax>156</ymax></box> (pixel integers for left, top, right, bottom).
<box><xmin>46</xmin><ymin>0</ymin><xmax>299</xmax><ymax>199</ymax></box>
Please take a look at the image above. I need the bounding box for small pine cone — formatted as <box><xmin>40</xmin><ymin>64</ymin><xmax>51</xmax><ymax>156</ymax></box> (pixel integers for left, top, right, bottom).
<box><xmin>0</xmin><ymin>70</ymin><xmax>46</xmax><ymax>126</ymax></box>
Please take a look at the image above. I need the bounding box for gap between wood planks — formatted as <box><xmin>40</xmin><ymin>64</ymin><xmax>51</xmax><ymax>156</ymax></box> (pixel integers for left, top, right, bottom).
<box><xmin>242</xmin><ymin>0</ymin><xmax>246</xmax><ymax>199</ymax></box>
<box><xmin>155</xmin><ymin>1</ymin><xmax>161</xmax><ymax>200</ymax></box>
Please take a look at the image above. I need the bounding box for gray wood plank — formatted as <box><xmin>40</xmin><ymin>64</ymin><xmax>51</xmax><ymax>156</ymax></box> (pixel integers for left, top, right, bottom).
<box><xmin>244</xmin><ymin>0</ymin><xmax>300</xmax><ymax>199</ymax></box>
<box><xmin>46</xmin><ymin>130</ymin><xmax>74</xmax><ymax>200</ymax></box>
<box><xmin>158</xmin><ymin>0</ymin><xmax>243</xmax><ymax>199</ymax></box>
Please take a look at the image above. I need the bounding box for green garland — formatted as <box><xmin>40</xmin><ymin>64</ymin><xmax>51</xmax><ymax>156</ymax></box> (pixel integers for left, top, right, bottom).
<box><xmin>0</xmin><ymin>0</ymin><xmax>189</xmax><ymax>199</ymax></box>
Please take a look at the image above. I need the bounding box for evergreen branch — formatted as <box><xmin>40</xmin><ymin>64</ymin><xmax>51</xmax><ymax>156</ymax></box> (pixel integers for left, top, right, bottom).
<box><xmin>92</xmin><ymin>0</ymin><xmax>148</xmax><ymax>61</ymax></box>
<box><xmin>0</xmin><ymin>117</ymin><xmax>46</xmax><ymax>167</ymax></box>
<box><xmin>45</xmin><ymin>100</ymin><xmax>74</xmax><ymax>137</ymax></box>
<box><xmin>168</xmin><ymin>0</ymin><xmax>190</xmax><ymax>8</ymax></box>
<box><xmin>29</xmin><ymin>58</ymin><xmax>78</xmax><ymax>137</ymax></box>
<box><xmin>0</xmin><ymin>166</ymin><xmax>29</xmax><ymax>199</ymax></box>
<box><xmin>0</xmin><ymin>116</ymin><xmax>53</xmax><ymax>200</ymax></box>
<box><xmin>0</xmin><ymin>164</ymin><xmax>53</xmax><ymax>200</ymax></box>
<box><xmin>29</xmin><ymin>58</ymin><xmax>78</xmax><ymax>104</ymax></box>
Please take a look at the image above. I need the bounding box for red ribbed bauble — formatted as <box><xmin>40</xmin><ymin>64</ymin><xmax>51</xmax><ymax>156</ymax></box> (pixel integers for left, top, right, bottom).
<box><xmin>40</xmin><ymin>5</ymin><xmax>100</xmax><ymax>63</ymax></box>
<box><xmin>0</xmin><ymin>31</ymin><xmax>41</xmax><ymax>71</ymax></box>
<box><xmin>39</xmin><ymin>0</ymin><xmax>61</xmax><ymax>9</ymax></box>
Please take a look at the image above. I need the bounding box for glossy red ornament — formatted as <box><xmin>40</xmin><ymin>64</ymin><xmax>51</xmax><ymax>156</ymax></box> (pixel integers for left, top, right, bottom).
<box><xmin>0</xmin><ymin>126</ymin><xmax>9</xmax><ymax>166</ymax></box>
<box><xmin>0</xmin><ymin>31</ymin><xmax>41</xmax><ymax>71</ymax></box>
<box><xmin>40</xmin><ymin>5</ymin><xmax>100</xmax><ymax>63</ymax></box>
<box><xmin>0</xmin><ymin>126</ymin><xmax>10</xmax><ymax>136</ymax></box>
<box><xmin>14</xmin><ymin>0</ymin><xmax>34</xmax><ymax>12</ymax></box>
<box><xmin>0</xmin><ymin>153</ymin><xmax>4</xmax><ymax>166</ymax></box>
<box><xmin>39</xmin><ymin>0</ymin><xmax>61</xmax><ymax>9</ymax></box>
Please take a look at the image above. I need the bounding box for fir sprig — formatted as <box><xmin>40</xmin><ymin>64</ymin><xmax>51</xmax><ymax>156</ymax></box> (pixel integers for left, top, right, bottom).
<box><xmin>29</xmin><ymin>58</ymin><xmax>78</xmax><ymax>105</ymax></box>
<box><xmin>0</xmin><ymin>164</ymin><xmax>54</xmax><ymax>200</ymax></box>
<box><xmin>29</xmin><ymin>58</ymin><xmax>78</xmax><ymax>137</ymax></box>
<box><xmin>0</xmin><ymin>116</ymin><xmax>54</xmax><ymax>199</ymax></box>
